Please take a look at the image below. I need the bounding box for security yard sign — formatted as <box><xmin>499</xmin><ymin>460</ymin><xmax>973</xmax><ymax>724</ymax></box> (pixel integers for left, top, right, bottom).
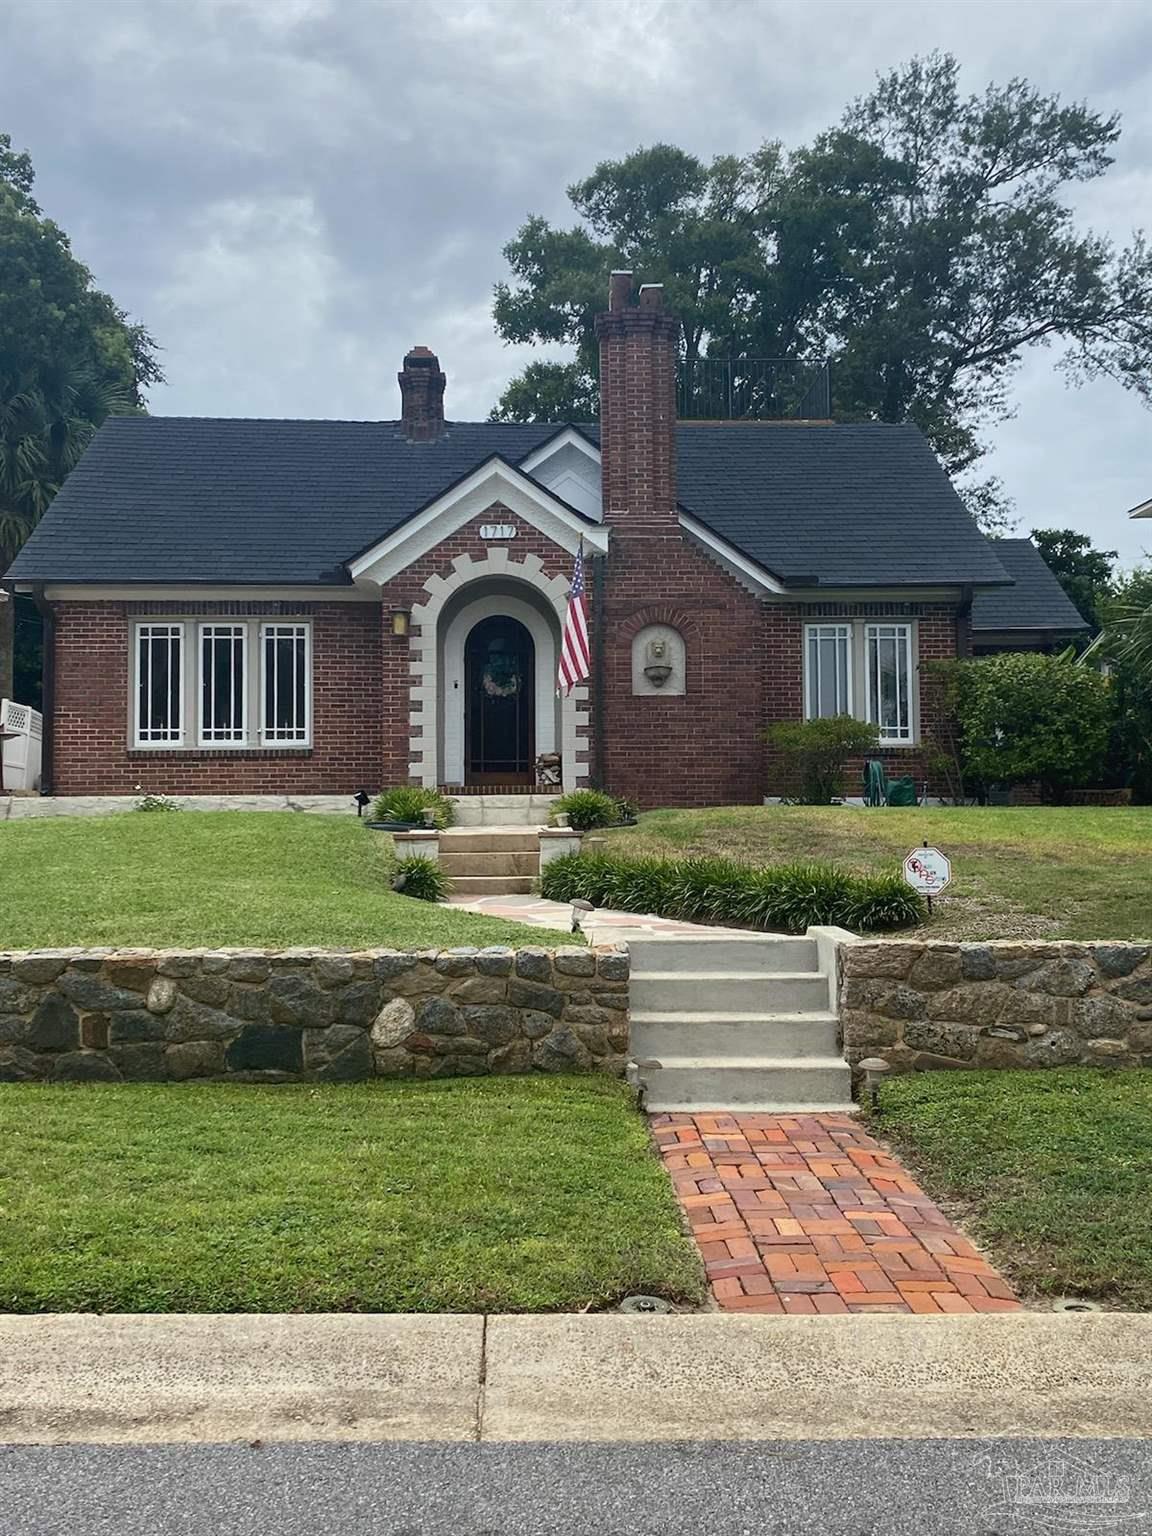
<box><xmin>903</xmin><ymin>845</ymin><xmax>952</xmax><ymax>901</ymax></box>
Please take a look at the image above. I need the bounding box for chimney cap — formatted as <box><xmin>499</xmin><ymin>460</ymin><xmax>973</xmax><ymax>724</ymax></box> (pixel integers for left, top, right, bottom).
<box><xmin>608</xmin><ymin>270</ymin><xmax>635</xmax><ymax>312</ymax></box>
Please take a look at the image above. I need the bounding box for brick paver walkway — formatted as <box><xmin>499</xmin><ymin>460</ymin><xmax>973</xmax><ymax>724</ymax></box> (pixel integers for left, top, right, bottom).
<box><xmin>652</xmin><ymin>1111</ymin><xmax>1022</xmax><ymax>1315</ymax></box>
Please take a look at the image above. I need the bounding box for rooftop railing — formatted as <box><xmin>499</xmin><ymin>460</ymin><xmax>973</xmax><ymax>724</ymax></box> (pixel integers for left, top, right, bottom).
<box><xmin>677</xmin><ymin>358</ymin><xmax>831</xmax><ymax>421</ymax></box>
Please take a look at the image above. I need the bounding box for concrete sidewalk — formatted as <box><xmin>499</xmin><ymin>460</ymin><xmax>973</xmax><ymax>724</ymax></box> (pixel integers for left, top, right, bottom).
<box><xmin>2</xmin><ymin>1312</ymin><xmax>1150</xmax><ymax>1444</ymax></box>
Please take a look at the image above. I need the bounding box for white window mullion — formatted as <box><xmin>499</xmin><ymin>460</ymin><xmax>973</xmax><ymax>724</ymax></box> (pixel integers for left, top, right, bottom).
<box><xmin>260</xmin><ymin>622</ymin><xmax>311</xmax><ymax>746</ymax></box>
<box><xmin>135</xmin><ymin>623</ymin><xmax>185</xmax><ymax>746</ymax></box>
<box><xmin>864</xmin><ymin>622</ymin><xmax>913</xmax><ymax>743</ymax></box>
<box><xmin>199</xmin><ymin>623</ymin><xmax>247</xmax><ymax>745</ymax></box>
<box><xmin>803</xmin><ymin>623</ymin><xmax>851</xmax><ymax>719</ymax></box>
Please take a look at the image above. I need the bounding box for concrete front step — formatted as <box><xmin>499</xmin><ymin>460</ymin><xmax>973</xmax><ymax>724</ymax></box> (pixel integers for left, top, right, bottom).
<box><xmin>624</xmin><ymin>934</ymin><xmax>820</xmax><ymax>974</ymax></box>
<box><xmin>630</xmin><ymin>971</ymin><xmax>830</xmax><ymax>1015</ymax></box>
<box><xmin>638</xmin><ymin>1056</ymin><xmax>854</xmax><ymax>1113</ymax></box>
<box><xmin>447</xmin><ymin>875</ymin><xmax>536</xmax><ymax>896</ymax></box>
<box><xmin>448</xmin><ymin>796</ymin><xmax>559</xmax><ymax>827</ymax></box>
<box><xmin>440</xmin><ymin>831</ymin><xmax>541</xmax><ymax>853</ymax></box>
<box><xmin>439</xmin><ymin>852</ymin><xmax>540</xmax><ymax>877</ymax></box>
<box><xmin>630</xmin><ymin>1010</ymin><xmax>840</xmax><ymax>1059</ymax></box>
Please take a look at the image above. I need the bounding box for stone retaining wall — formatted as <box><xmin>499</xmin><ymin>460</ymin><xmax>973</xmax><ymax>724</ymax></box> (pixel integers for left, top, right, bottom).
<box><xmin>0</xmin><ymin>946</ymin><xmax>629</xmax><ymax>1083</ymax></box>
<box><xmin>839</xmin><ymin>940</ymin><xmax>1152</xmax><ymax>1071</ymax></box>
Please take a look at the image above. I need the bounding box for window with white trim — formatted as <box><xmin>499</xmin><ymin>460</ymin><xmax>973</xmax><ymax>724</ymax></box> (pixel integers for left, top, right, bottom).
<box><xmin>865</xmin><ymin>623</ymin><xmax>913</xmax><ymax>743</ymax></box>
<box><xmin>261</xmin><ymin>622</ymin><xmax>311</xmax><ymax>745</ymax></box>
<box><xmin>132</xmin><ymin>619</ymin><xmax>312</xmax><ymax>750</ymax></box>
<box><xmin>804</xmin><ymin>624</ymin><xmax>852</xmax><ymax>719</ymax></box>
<box><xmin>136</xmin><ymin>624</ymin><xmax>185</xmax><ymax>745</ymax></box>
<box><xmin>803</xmin><ymin>620</ymin><xmax>916</xmax><ymax>743</ymax></box>
<box><xmin>199</xmin><ymin>624</ymin><xmax>247</xmax><ymax>744</ymax></box>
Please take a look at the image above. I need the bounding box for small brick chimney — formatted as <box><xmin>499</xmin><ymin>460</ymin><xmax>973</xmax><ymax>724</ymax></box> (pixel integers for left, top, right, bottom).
<box><xmin>398</xmin><ymin>346</ymin><xmax>446</xmax><ymax>442</ymax></box>
<box><xmin>594</xmin><ymin>271</ymin><xmax>680</xmax><ymax>534</ymax></box>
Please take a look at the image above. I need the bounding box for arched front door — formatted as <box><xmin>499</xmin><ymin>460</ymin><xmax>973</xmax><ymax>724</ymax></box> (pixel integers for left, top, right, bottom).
<box><xmin>464</xmin><ymin>615</ymin><xmax>535</xmax><ymax>786</ymax></box>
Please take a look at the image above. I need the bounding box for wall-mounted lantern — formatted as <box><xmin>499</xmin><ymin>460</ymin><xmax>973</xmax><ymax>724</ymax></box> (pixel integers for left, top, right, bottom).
<box><xmin>391</xmin><ymin>610</ymin><xmax>411</xmax><ymax>638</ymax></box>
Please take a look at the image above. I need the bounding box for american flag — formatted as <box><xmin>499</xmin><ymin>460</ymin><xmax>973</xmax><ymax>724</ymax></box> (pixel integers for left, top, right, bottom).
<box><xmin>557</xmin><ymin>541</ymin><xmax>590</xmax><ymax>695</ymax></box>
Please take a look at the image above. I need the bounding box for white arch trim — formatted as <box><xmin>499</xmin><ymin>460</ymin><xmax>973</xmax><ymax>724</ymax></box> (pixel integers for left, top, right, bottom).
<box><xmin>441</xmin><ymin>592</ymin><xmax>558</xmax><ymax>786</ymax></box>
<box><xmin>407</xmin><ymin>548</ymin><xmax>589</xmax><ymax>790</ymax></box>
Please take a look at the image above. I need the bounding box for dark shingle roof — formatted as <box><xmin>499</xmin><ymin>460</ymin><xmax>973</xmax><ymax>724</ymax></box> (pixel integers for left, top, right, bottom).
<box><xmin>970</xmin><ymin>539</ymin><xmax>1089</xmax><ymax>633</ymax></box>
<box><xmin>673</xmin><ymin>421</ymin><xmax>1008</xmax><ymax>587</ymax></box>
<box><xmin>7</xmin><ymin>414</ymin><xmax>1010</xmax><ymax>590</ymax></box>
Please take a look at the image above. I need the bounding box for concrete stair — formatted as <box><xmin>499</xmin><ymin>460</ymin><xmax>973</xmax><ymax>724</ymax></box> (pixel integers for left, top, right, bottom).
<box><xmin>625</xmin><ymin>932</ymin><xmax>854</xmax><ymax>1114</ymax></box>
<box><xmin>438</xmin><ymin>825</ymin><xmax>542</xmax><ymax>896</ymax></box>
<box><xmin>447</xmin><ymin>795</ymin><xmax>559</xmax><ymax>827</ymax></box>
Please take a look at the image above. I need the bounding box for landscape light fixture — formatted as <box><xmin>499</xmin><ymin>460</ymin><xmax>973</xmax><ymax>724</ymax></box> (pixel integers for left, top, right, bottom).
<box><xmin>858</xmin><ymin>1056</ymin><xmax>891</xmax><ymax>1111</ymax></box>
<box><xmin>571</xmin><ymin>898</ymin><xmax>594</xmax><ymax>934</ymax></box>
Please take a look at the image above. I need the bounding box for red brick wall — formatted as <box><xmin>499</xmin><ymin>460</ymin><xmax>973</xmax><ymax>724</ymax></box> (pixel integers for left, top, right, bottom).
<box><xmin>598</xmin><ymin>538</ymin><xmax>768</xmax><ymax>807</ymax></box>
<box><xmin>45</xmin><ymin>534</ymin><xmax>962</xmax><ymax>804</ymax></box>
<box><xmin>50</xmin><ymin>600</ymin><xmax>383</xmax><ymax>796</ymax></box>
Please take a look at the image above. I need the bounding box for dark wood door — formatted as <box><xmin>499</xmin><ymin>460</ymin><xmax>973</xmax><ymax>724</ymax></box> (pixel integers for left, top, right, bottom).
<box><xmin>464</xmin><ymin>615</ymin><xmax>535</xmax><ymax>786</ymax></box>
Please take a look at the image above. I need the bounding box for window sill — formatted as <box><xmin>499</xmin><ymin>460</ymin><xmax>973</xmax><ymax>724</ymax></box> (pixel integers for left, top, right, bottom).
<box><xmin>128</xmin><ymin>747</ymin><xmax>313</xmax><ymax>759</ymax></box>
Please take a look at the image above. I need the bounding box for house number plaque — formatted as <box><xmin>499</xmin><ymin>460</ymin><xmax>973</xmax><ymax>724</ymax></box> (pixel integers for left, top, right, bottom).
<box><xmin>480</xmin><ymin>524</ymin><xmax>517</xmax><ymax>541</ymax></box>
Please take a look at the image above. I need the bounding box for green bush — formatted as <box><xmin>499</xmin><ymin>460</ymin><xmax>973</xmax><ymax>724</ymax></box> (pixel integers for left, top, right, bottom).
<box><xmin>540</xmin><ymin>851</ymin><xmax>923</xmax><ymax>934</ymax></box>
<box><xmin>371</xmin><ymin>786</ymin><xmax>456</xmax><ymax>829</ymax></box>
<box><xmin>391</xmin><ymin>856</ymin><xmax>451</xmax><ymax>903</ymax></box>
<box><xmin>767</xmin><ymin>716</ymin><xmax>879</xmax><ymax>804</ymax></box>
<box><xmin>953</xmin><ymin>652</ymin><xmax>1113</xmax><ymax>801</ymax></box>
<box><xmin>552</xmin><ymin>788</ymin><xmax>626</xmax><ymax>831</ymax></box>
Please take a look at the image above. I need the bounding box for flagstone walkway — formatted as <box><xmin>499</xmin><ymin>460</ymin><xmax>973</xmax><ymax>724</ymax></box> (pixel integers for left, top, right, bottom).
<box><xmin>652</xmin><ymin>1111</ymin><xmax>1023</xmax><ymax>1315</ymax></box>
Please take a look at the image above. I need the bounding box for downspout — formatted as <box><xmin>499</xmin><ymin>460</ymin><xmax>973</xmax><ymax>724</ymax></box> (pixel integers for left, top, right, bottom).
<box><xmin>592</xmin><ymin>552</ymin><xmax>607</xmax><ymax>789</ymax></box>
<box><xmin>31</xmin><ymin>584</ymin><xmax>54</xmax><ymax>795</ymax></box>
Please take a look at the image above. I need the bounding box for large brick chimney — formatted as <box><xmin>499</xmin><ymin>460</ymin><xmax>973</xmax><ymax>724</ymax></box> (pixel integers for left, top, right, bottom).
<box><xmin>398</xmin><ymin>346</ymin><xmax>446</xmax><ymax>442</ymax></box>
<box><xmin>594</xmin><ymin>271</ymin><xmax>680</xmax><ymax>535</ymax></box>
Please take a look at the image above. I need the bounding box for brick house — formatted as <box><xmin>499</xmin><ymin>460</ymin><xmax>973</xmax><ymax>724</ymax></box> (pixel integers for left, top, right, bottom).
<box><xmin>4</xmin><ymin>273</ymin><xmax>1078</xmax><ymax>806</ymax></box>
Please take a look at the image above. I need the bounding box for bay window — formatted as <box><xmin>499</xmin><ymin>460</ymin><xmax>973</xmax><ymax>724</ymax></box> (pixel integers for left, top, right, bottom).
<box><xmin>133</xmin><ymin>619</ymin><xmax>312</xmax><ymax>749</ymax></box>
<box><xmin>803</xmin><ymin>620</ymin><xmax>916</xmax><ymax>744</ymax></box>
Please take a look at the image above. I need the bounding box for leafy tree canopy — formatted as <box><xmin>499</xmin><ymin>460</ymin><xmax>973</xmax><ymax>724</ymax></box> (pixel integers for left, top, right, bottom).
<box><xmin>0</xmin><ymin>132</ymin><xmax>162</xmax><ymax>566</ymax></box>
<box><xmin>1030</xmin><ymin>528</ymin><xmax>1118</xmax><ymax>630</ymax></box>
<box><xmin>490</xmin><ymin>55</ymin><xmax>1152</xmax><ymax>530</ymax></box>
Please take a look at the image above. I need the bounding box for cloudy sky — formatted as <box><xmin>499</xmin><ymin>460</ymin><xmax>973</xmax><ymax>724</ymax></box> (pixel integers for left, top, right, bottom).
<box><xmin>2</xmin><ymin>0</ymin><xmax>1150</xmax><ymax>561</ymax></box>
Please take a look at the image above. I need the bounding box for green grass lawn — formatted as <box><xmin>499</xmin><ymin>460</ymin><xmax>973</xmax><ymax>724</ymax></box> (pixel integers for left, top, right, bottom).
<box><xmin>0</xmin><ymin>812</ymin><xmax>568</xmax><ymax>949</ymax></box>
<box><xmin>605</xmin><ymin>805</ymin><xmax>1152</xmax><ymax>941</ymax></box>
<box><xmin>0</xmin><ymin>1077</ymin><xmax>704</xmax><ymax>1312</ymax></box>
<box><xmin>873</xmin><ymin>1069</ymin><xmax>1152</xmax><ymax>1309</ymax></box>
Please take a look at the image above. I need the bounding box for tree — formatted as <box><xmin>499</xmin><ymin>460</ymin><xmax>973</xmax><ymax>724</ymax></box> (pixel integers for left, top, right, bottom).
<box><xmin>490</xmin><ymin>55</ymin><xmax>1152</xmax><ymax>505</ymax></box>
<box><xmin>1031</xmin><ymin>528</ymin><xmax>1117</xmax><ymax>631</ymax></box>
<box><xmin>0</xmin><ymin>133</ymin><xmax>161</xmax><ymax>700</ymax></box>
<box><xmin>953</xmin><ymin>651</ymin><xmax>1113</xmax><ymax>801</ymax></box>
<box><xmin>1088</xmin><ymin>565</ymin><xmax>1152</xmax><ymax>800</ymax></box>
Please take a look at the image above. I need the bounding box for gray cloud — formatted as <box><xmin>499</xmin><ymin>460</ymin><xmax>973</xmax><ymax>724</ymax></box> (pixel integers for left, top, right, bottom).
<box><xmin>1</xmin><ymin>0</ymin><xmax>1149</xmax><ymax>557</ymax></box>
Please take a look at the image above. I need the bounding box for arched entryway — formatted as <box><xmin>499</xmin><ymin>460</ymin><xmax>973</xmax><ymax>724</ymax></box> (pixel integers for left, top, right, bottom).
<box><xmin>463</xmin><ymin>614</ymin><xmax>535</xmax><ymax>785</ymax></box>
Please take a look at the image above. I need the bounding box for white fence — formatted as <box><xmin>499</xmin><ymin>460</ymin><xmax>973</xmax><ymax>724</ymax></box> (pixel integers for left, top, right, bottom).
<box><xmin>1</xmin><ymin>699</ymin><xmax>43</xmax><ymax>792</ymax></box>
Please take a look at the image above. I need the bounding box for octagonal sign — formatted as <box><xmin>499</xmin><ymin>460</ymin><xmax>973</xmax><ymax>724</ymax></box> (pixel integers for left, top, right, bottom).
<box><xmin>903</xmin><ymin>846</ymin><xmax>952</xmax><ymax>897</ymax></box>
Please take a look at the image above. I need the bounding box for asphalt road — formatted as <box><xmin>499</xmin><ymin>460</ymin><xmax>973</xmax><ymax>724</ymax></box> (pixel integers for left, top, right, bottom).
<box><xmin>0</xmin><ymin>1440</ymin><xmax>1148</xmax><ymax>1536</ymax></box>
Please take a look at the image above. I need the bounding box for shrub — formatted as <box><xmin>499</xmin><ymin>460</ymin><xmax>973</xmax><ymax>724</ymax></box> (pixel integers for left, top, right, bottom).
<box><xmin>540</xmin><ymin>851</ymin><xmax>923</xmax><ymax>934</ymax></box>
<box><xmin>391</xmin><ymin>856</ymin><xmax>451</xmax><ymax>903</ymax></box>
<box><xmin>953</xmin><ymin>652</ymin><xmax>1113</xmax><ymax>801</ymax></box>
<box><xmin>134</xmin><ymin>784</ymin><xmax>180</xmax><ymax>813</ymax></box>
<box><xmin>767</xmin><ymin>716</ymin><xmax>879</xmax><ymax>804</ymax></box>
<box><xmin>552</xmin><ymin>788</ymin><xmax>626</xmax><ymax>831</ymax></box>
<box><xmin>371</xmin><ymin>786</ymin><xmax>456</xmax><ymax>829</ymax></box>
